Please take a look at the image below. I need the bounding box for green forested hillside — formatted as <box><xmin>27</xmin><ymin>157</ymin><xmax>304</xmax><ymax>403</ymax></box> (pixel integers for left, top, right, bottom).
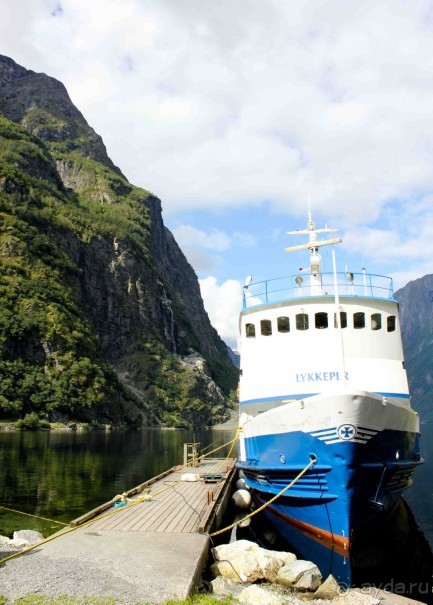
<box><xmin>0</xmin><ymin>56</ymin><xmax>237</xmax><ymax>428</ymax></box>
<box><xmin>0</xmin><ymin>117</ymin><xmax>111</xmax><ymax>420</ymax></box>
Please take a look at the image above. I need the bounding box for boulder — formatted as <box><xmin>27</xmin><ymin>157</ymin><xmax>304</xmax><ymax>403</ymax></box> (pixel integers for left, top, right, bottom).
<box><xmin>238</xmin><ymin>584</ymin><xmax>285</xmax><ymax>605</ymax></box>
<box><xmin>12</xmin><ymin>529</ymin><xmax>44</xmax><ymax>548</ymax></box>
<box><xmin>315</xmin><ymin>574</ymin><xmax>342</xmax><ymax>599</ymax></box>
<box><xmin>294</xmin><ymin>569</ymin><xmax>322</xmax><ymax>591</ymax></box>
<box><xmin>275</xmin><ymin>559</ymin><xmax>322</xmax><ymax>591</ymax></box>
<box><xmin>279</xmin><ymin>551</ymin><xmax>297</xmax><ymax>565</ymax></box>
<box><xmin>211</xmin><ymin>539</ymin><xmax>293</xmax><ymax>583</ymax></box>
<box><xmin>211</xmin><ymin>575</ymin><xmax>246</xmax><ymax>598</ymax></box>
<box><xmin>0</xmin><ymin>535</ymin><xmax>17</xmax><ymax>550</ymax></box>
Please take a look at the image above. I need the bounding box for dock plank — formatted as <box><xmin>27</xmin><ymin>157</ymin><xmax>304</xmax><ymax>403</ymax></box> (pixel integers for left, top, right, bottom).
<box><xmin>143</xmin><ymin>483</ymin><xmax>204</xmax><ymax>533</ymax></box>
<box><xmin>85</xmin><ymin>459</ymin><xmax>235</xmax><ymax>536</ymax></box>
<box><xmin>157</xmin><ymin>483</ymin><xmax>205</xmax><ymax>533</ymax></box>
<box><xmin>1</xmin><ymin>456</ymin><xmax>237</xmax><ymax>605</ymax></box>
<box><xmin>131</xmin><ymin>488</ymin><xmax>190</xmax><ymax>532</ymax></box>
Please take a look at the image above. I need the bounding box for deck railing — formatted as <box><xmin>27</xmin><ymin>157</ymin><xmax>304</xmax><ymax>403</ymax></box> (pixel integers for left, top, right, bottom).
<box><xmin>242</xmin><ymin>271</ymin><xmax>394</xmax><ymax>310</ymax></box>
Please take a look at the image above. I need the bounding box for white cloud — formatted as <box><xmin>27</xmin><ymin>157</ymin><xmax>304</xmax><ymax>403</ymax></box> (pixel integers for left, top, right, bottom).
<box><xmin>4</xmin><ymin>0</ymin><xmax>433</xmax><ymax>225</ymax></box>
<box><xmin>172</xmin><ymin>224</ymin><xmax>256</xmax><ymax>274</ymax></box>
<box><xmin>1</xmin><ymin>0</ymin><xmax>433</xmax><ymax>278</ymax></box>
<box><xmin>173</xmin><ymin>225</ymin><xmax>231</xmax><ymax>252</ymax></box>
<box><xmin>199</xmin><ymin>277</ymin><xmax>242</xmax><ymax>348</ymax></box>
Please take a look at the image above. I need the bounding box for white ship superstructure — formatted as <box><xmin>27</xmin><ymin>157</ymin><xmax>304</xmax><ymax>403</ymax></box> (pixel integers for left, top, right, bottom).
<box><xmin>237</xmin><ymin>212</ymin><xmax>422</xmax><ymax>584</ymax></box>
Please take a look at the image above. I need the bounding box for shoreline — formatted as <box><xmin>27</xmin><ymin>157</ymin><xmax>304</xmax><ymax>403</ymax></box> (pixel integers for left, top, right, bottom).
<box><xmin>0</xmin><ymin>419</ymin><xmax>239</xmax><ymax>432</ymax></box>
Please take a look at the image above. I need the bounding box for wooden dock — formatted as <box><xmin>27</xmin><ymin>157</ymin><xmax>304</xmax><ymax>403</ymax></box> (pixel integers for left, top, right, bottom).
<box><xmin>71</xmin><ymin>457</ymin><xmax>237</xmax><ymax>535</ymax></box>
<box><xmin>0</xmin><ymin>457</ymin><xmax>238</xmax><ymax>604</ymax></box>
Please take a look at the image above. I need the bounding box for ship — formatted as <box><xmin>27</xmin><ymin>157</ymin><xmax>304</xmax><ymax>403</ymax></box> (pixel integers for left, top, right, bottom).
<box><xmin>237</xmin><ymin>211</ymin><xmax>423</xmax><ymax>585</ymax></box>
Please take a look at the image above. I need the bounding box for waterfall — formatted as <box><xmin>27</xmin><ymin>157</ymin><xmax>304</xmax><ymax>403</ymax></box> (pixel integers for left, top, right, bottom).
<box><xmin>161</xmin><ymin>292</ymin><xmax>177</xmax><ymax>355</ymax></box>
<box><xmin>168</xmin><ymin>303</ymin><xmax>177</xmax><ymax>355</ymax></box>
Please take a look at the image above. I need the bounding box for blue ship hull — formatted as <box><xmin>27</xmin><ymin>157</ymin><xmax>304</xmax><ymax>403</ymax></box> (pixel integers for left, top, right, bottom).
<box><xmin>237</xmin><ymin>427</ymin><xmax>422</xmax><ymax>586</ymax></box>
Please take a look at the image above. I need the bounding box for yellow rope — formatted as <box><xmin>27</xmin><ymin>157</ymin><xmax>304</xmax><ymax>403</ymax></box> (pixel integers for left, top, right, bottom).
<box><xmin>0</xmin><ymin>490</ymin><xmax>150</xmax><ymax>566</ymax></box>
<box><xmin>0</xmin><ymin>505</ymin><xmax>68</xmax><ymax>526</ymax></box>
<box><xmin>176</xmin><ymin>431</ymin><xmax>239</xmax><ymax>470</ymax></box>
<box><xmin>216</xmin><ymin>426</ymin><xmax>241</xmax><ymax>472</ymax></box>
<box><xmin>0</xmin><ymin>430</ymin><xmax>240</xmax><ymax>565</ymax></box>
<box><xmin>210</xmin><ymin>456</ymin><xmax>316</xmax><ymax>538</ymax></box>
<box><xmin>135</xmin><ymin>430</ymin><xmax>240</xmax><ymax>501</ymax></box>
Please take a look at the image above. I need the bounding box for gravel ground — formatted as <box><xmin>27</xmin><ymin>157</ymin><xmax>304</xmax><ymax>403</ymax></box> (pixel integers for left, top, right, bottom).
<box><xmin>0</xmin><ymin>529</ymin><xmax>209</xmax><ymax>604</ymax></box>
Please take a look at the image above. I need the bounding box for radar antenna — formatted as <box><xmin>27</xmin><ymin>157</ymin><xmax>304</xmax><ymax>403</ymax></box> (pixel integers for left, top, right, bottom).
<box><xmin>285</xmin><ymin>208</ymin><xmax>342</xmax><ymax>295</ymax></box>
<box><xmin>285</xmin><ymin>208</ymin><xmax>341</xmax><ymax>253</ymax></box>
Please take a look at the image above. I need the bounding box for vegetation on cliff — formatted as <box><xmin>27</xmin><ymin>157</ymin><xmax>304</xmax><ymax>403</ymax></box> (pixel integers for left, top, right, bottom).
<box><xmin>0</xmin><ymin>56</ymin><xmax>238</xmax><ymax>428</ymax></box>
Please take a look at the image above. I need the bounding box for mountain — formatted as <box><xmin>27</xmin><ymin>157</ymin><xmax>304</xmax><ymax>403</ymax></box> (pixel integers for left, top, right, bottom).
<box><xmin>226</xmin><ymin>346</ymin><xmax>240</xmax><ymax>368</ymax></box>
<box><xmin>0</xmin><ymin>55</ymin><xmax>238</xmax><ymax>428</ymax></box>
<box><xmin>395</xmin><ymin>275</ymin><xmax>433</xmax><ymax>422</ymax></box>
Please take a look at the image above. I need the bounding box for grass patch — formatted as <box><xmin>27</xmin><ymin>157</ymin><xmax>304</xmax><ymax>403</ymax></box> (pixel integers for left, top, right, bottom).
<box><xmin>0</xmin><ymin>594</ymin><xmax>231</xmax><ymax>605</ymax></box>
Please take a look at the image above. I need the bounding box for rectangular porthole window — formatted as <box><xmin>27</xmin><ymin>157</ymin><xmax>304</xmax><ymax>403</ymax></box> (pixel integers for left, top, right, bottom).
<box><xmin>277</xmin><ymin>316</ymin><xmax>290</xmax><ymax>333</ymax></box>
<box><xmin>371</xmin><ymin>313</ymin><xmax>382</xmax><ymax>330</ymax></box>
<box><xmin>387</xmin><ymin>316</ymin><xmax>396</xmax><ymax>332</ymax></box>
<box><xmin>353</xmin><ymin>312</ymin><xmax>365</xmax><ymax>329</ymax></box>
<box><xmin>296</xmin><ymin>313</ymin><xmax>309</xmax><ymax>330</ymax></box>
<box><xmin>315</xmin><ymin>312</ymin><xmax>328</xmax><ymax>329</ymax></box>
<box><xmin>245</xmin><ymin>323</ymin><xmax>256</xmax><ymax>338</ymax></box>
<box><xmin>261</xmin><ymin>319</ymin><xmax>272</xmax><ymax>336</ymax></box>
<box><xmin>334</xmin><ymin>312</ymin><xmax>347</xmax><ymax>328</ymax></box>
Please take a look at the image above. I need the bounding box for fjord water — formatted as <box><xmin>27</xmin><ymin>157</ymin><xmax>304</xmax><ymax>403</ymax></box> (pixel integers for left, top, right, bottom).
<box><xmin>0</xmin><ymin>425</ymin><xmax>432</xmax><ymax>550</ymax></box>
<box><xmin>0</xmin><ymin>428</ymin><xmax>235</xmax><ymax>538</ymax></box>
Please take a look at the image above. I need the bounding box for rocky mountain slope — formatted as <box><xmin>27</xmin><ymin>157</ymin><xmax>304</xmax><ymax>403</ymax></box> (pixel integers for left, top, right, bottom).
<box><xmin>0</xmin><ymin>55</ymin><xmax>238</xmax><ymax>428</ymax></box>
<box><xmin>395</xmin><ymin>275</ymin><xmax>433</xmax><ymax>422</ymax></box>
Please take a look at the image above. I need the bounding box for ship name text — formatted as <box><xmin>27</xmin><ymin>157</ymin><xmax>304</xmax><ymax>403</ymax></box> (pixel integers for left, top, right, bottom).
<box><xmin>295</xmin><ymin>371</ymin><xmax>349</xmax><ymax>383</ymax></box>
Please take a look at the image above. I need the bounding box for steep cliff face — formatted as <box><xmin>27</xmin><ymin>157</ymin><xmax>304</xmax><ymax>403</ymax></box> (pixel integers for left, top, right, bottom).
<box><xmin>395</xmin><ymin>275</ymin><xmax>433</xmax><ymax>421</ymax></box>
<box><xmin>0</xmin><ymin>55</ymin><xmax>238</xmax><ymax>427</ymax></box>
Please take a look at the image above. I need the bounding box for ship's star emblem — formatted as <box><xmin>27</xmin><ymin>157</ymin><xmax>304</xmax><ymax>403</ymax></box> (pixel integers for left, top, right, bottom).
<box><xmin>337</xmin><ymin>424</ymin><xmax>356</xmax><ymax>441</ymax></box>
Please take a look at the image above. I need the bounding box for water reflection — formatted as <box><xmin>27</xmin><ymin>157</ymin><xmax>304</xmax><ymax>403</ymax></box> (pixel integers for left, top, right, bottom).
<box><xmin>0</xmin><ymin>428</ymin><xmax>235</xmax><ymax>537</ymax></box>
<box><xmin>1</xmin><ymin>426</ymin><xmax>432</xmax><ymax>600</ymax></box>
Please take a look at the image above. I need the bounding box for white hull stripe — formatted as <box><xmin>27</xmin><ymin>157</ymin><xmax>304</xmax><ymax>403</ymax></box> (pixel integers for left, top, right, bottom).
<box><xmin>310</xmin><ymin>425</ymin><xmax>379</xmax><ymax>445</ymax></box>
<box><xmin>241</xmin><ymin>392</ymin><xmax>410</xmax><ymax>406</ymax></box>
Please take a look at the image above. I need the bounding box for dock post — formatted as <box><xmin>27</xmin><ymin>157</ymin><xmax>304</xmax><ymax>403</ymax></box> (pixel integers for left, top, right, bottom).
<box><xmin>183</xmin><ymin>442</ymin><xmax>200</xmax><ymax>467</ymax></box>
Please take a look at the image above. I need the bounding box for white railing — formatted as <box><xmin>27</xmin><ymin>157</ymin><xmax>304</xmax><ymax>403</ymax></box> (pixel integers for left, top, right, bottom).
<box><xmin>242</xmin><ymin>271</ymin><xmax>394</xmax><ymax>310</ymax></box>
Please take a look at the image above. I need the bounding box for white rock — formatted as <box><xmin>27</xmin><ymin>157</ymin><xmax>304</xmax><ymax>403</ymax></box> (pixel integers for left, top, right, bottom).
<box><xmin>213</xmin><ymin>539</ymin><xmax>259</xmax><ymax>560</ymax></box>
<box><xmin>332</xmin><ymin>589</ymin><xmax>380</xmax><ymax>605</ymax></box>
<box><xmin>279</xmin><ymin>551</ymin><xmax>297</xmax><ymax>565</ymax></box>
<box><xmin>315</xmin><ymin>574</ymin><xmax>342</xmax><ymax>599</ymax></box>
<box><xmin>211</xmin><ymin>539</ymin><xmax>288</xmax><ymax>583</ymax></box>
<box><xmin>295</xmin><ymin>569</ymin><xmax>322</xmax><ymax>591</ymax></box>
<box><xmin>211</xmin><ymin>575</ymin><xmax>246</xmax><ymax>597</ymax></box>
<box><xmin>13</xmin><ymin>530</ymin><xmax>44</xmax><ymax>546</ymax></box>
<box><xmin>276</xmin><ymin>559</ymin><xmax>322</xmax><ymax>589</ymax></box>
<box><xmin>9</xmin><ymin>538</ymin><xmax>30</xmax><ymax>548</ymax></box>
<box><xmin>238</xmin><ymin>584</ymin><xmax>285</xmax><ymax>605</ymax></box>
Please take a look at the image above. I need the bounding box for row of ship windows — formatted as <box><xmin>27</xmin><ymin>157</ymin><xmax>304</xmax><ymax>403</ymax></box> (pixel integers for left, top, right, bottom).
<box><xmin>245</xmin><ymin>312</ymin><xmax>396</xmax><ymax>337</ymax></box>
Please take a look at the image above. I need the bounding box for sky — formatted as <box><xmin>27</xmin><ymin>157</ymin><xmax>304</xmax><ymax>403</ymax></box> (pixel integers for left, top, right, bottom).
<box><xmin>1</xmin><ymin>0</ymin><xmax>433</xmax><ymax>348</ymax></box>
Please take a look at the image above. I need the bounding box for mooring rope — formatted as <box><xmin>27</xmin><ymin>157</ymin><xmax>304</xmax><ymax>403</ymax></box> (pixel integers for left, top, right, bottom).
<box><xmin>215</xmin><ymin>426</ymin><xmax>242</xmax><ymax>472</ymax></box>
<box><xmin>179</xmin><ymin>431</ymin><xmax>241</xmax><ymax>469</ymax></box>
<box><xmin>0</xmin><ymin>505</ymin><xmax>68</xmax><ymax>526</ymax></box>
<box><xmin>0</xmin><ymin>429</ymin><xmax>241</xmax><ymax>565</ymax></box>
<box><xmin>209</xmin><ymin>456</ymin><xmax>317</xmax><ymax>538</ymax></box>
<box><xmin>0</xmin><ymin>489</ymin><xmax>151</xmax><ymax>565</ymax></box>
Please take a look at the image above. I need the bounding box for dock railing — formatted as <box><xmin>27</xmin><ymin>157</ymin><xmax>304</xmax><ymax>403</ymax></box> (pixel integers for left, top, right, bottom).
<box><xmin>243</xmin><ymin>271</ymin><xmax>394</xmax><ymax>310</ymax></box>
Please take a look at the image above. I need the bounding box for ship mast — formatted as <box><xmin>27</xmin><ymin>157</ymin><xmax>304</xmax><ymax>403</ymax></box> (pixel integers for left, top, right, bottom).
<box><xmin>285</xmin><ymin>209</ymin><xmax>342</xmax><ymax>295</ymax></box>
